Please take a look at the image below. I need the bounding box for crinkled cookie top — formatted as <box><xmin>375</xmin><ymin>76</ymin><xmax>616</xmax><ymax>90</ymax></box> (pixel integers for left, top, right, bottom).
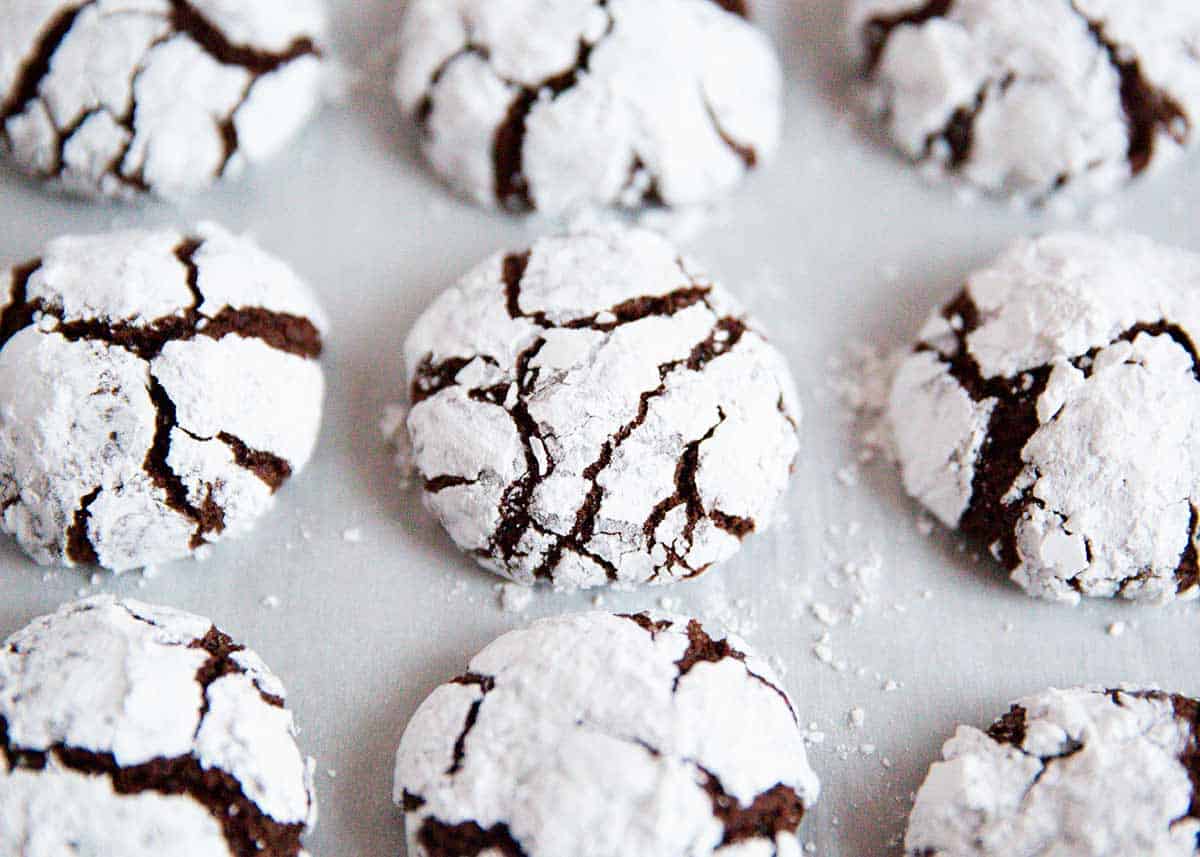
<box><xmin>0</xmin><ymin>0</ymin><xmax>327</xmax><ymax>200</ymax></box>
<box><xmin>889</xmin><ymin>231</ymin><xmax>1200</xmax><ymax>604</ymax></box>
<box><xmin>907</xmin><ymin>686</ymin><xmax>1200</xmax><ymax>857</ymax></box>
<box><xmin>395</xmin><ymin>611</ymin><xmax>819</xmax><ymax>857</ymax></box>
<box><xmin>403</xmin><ymin>226</ymin><xmax>800</xmax><ymax>589</ymax></box>
<box><xmin>850</xmin><ymin>0</ymin><xmax>1200</xmax><ymax>200</ymax></box>
<box><xmin>0</xmin><ymin>595</ymin><xmax>316</xmax><ymax>857</ymax></box>
<box><xmin>394</xmin><ymin>0</ymin><xmax>782</xmax><ymax>214</ymax></box>
<box><xmin>0</xmin><ymin>222</ymin><xmax>326</xmax><ymax>572</ymax></box>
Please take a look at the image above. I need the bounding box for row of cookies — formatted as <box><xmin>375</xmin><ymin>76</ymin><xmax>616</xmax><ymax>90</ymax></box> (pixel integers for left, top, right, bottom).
<box><xmin>4</xmin><ymin>596</ymin><xmax>1197</xmax><ymax>856</ymax></box>
<box><xmin>2</xmin><ymin>222</ymin><xmax>1195</xmax><ymax>608</ymax></box>
<box><xmin>5</xmin><ymin>2</ymin><xmax>1198</xmax><ymax>208</ymax></box>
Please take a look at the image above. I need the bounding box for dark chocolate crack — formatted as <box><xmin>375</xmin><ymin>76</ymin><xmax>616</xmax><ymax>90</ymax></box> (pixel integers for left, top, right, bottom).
<box><xmin>699</xmin><ymin>766</ymin><xmax>806</xmax><ymax>847</ymax></box>
<box><xmin>402</xmin><ymin>790</ymin><xmax>426</xmax><ymax>812</ymax></box>
<box><xmin>643</xmin><ymin>415</ymin><xmax>725</xmax><ymax>578</ymax></box>
<box><xmin>671</xmin><ymin>619</ymin><xmax>796</xmax><ymax>721</ymax></box>
<box><xmin>0</xmin><ymin>4</ymin><xmax>86</xmax><ymax>123</ymax></box>
<box><xmin>861</xmin><ymin>0</ymin><xmax>953</xmax><ymax>74</ymax></box>
<box><xmin>167</xmin><ymin>0</ymin><xmax>319</xmax><ymax>76</ymax></box>
<box><xmin>1119</xmin><ymin>321</ymin><xmax>1200</xmax><ymax>382</ymax></box>
<box><xmin>191</xmin><ymin>625</ymin><xmax>285</xmax><ymax>711</ymax></box>
<box><xmin>704</xmin><ymin>98</ymin><xmax>758</xmax><ymax>169</ymax></box>
<box><xmin>712</xmin><ymin>510</ymin><xmax>756</xmax><ymax>538</ymax></box>
<box><xmin>218</xmin><ymin>432</ymin><xmax>293</xmax><ymax>493</ymax></box>
<box><xmin>985</xmin><ymin>704</ymin><xmax>1027</xmax><ymax>748</ymax></box>
<box><xmin>64</xmin><ymin>487</ymin><xmax>101</xmax><ymax>565</ymax></box>
<box><xmin>925</xmin><ymin>85</ymin><xmax>985</xmax><ymax>170</ymax></box>
<box><xmin>492</xmin><ymin>4</ymin><xmax>615</xmax><ymax>211</ymax></box>
<box><xmin>417</xmin><ymin>818</ymin><xmax>529</xmax><ymax>857</ymax></box>
<box><xmin>1071</xmin><ymin>2</ymin><xmax>1190</xmax><ymax>175</ymax></box>
<box><xmin>1177</xmin><ymin>505</ymin><xmax>1199</xmax><ymax>595</ymax></box>
<box><xmin>928</xmin><ymin>293</ymin><xmax>1200</xmax><ymax>588</ymax></box>
<box><xmin>923</xmin><ymin>291</ymin><xmax>1053</xmax><ymax>570</ymax></box>
<box><xmin>1</xmin><ymin>239</ymin><xmax>323</xmax><ymax>362</ymax></box>
<box><xmin>145</xmin><ymin>375</ymin><xmax>226</xmax><ymax>549</ymax></box>
<box><xmin>447</xmin><ymin>673</ymin><xmax>495</xmax><ymax>776</ymax></box>
<box><xmin>0</xmin><ymin>260</ymin><xmax>41</xmax><ymax>350</ymax></box>
<box><xmin>617</xmin><ymin>611</ymin><xmax>675</xmax><ymax>636</ymax></box>
<box><xmin>710</xmin><ymin>0</ymin><xmax>750</xmax><ymax>18</ymax></box>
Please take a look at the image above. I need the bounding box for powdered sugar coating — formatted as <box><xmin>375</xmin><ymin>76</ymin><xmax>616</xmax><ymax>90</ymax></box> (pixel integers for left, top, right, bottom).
<box><xmin>0</xmin><ymin>595</ymin><xmax>316</xmax><ymax>857</ymax></box>
<box><xmin>850</xmin><ymin>0</ymin><xmax>1200</xmax><ymax>201</ymax></box>
<box><xmin>0</xmin><ymin>0</ymin><xmax>327</xmax><ymax>201</ymax></box>
<box><xmin>394</xmin><ymin>611</ymin><xmax>819</xmax><ymax>857</ymax></box>
<box><xmin>906</xmin><ymin>686</ymin><xmax>1200</xmax><ymax>857</ymax></box>
<box><xmin>393</xmin><ymin>0</ymin><xmax>782</xmax><ymax>214</ymax></box>
<box><xmin>0</xmin><ymin>222</ymin><xmax>327</xmax><ymax>572</ymax></box>
<box><xmin>401</xmin><ymin>226</ymin><xmax>800</xmax><ymax>589</ymax></box>
<box><xmin>889</xmin><ymin>231</ymin><xmax>1200</xmax><ymax>604</ymax></box>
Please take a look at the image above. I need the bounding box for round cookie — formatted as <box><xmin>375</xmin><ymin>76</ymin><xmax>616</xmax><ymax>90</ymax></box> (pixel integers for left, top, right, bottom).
<box><xmin>0</xmin><ymin>595</ymin><xmax>317</xmax><ymax>857</ymax></box>
<box><xmin>850</xmin><ymin>0</ymin><xmax>1200</xmax><ymax>201</ymax></box>
<box><xmin>906</xmin><ymin>686</ymin><xmax>1200</xmax><ymax>857</ymax></box>
<box><xmin>0</xmin><ymin>222</ymin><xmax>326</xmax><ymax>572</ymax></box>
<box><xmin>393</xmin><ymin>0</ymin><xmax>782</xmax><ymax>215</ymax></box>
<box><xmin>889</xmin><ymin>231</ymin><xmax>1200</xmax><ymax>604</ymax></box>
<box><xmin>400</xmin><ymin>226</ymin><xmax>800</xmax><ymax>589</ymax></box>
<box><xmin>394</xmin><ymin>611</ymin><xmax>819</xmax><ymax>857</ymax></box>
<box><xmin>1</xmin><ymin>0</ymin><xmax>327</xmax><ymax>200</ymax></box>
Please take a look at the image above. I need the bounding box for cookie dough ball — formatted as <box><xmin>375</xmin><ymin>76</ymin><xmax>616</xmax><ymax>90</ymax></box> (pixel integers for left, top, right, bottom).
<box><xmin>1</xmin><ymin>0</ymin><xmax>327</xmax><ymax>200</ymax></box>
<box><xmin>0</xmin><ymin>595</ymin><xmax>317</xmax><ymax>857</ymax></box>
<box><xmin>395</xmin><ymin>611</ymin><xmax>819</xmax><ymax>857</ymax></box>
<box><xmin>393</xmin><ymin>0</ymin><xmax>782</xmax><ymax>215</ymax></box>
<box><xmin>906</xmin><ymin>686</ymin><xmax>1200</xmax><ymax>857</ymax></box>
<box><xmin>401</xmin><ymin>226</ymin><xmax>800</xmax><ymax>589</ymax></box>
<box><xmin>889</xmin><ymin>232</ymin><xmax>1200</xmax><ymax>604</ymax></box>
<box><xmin>850</xmin><ymin>0</ymin><xmax>1200</xmax><ymax>201</ymax></box>
<box><xmin>0</xmin><ymin>222</ymin><xmax>326</xmax><ymax>572</ymax></box>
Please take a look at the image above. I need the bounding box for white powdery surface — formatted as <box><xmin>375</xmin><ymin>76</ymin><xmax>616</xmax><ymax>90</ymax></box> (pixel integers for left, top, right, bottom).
<box><xmin>850</xmin><ymin>0</ymin><xmax>1200</xmax><ymax>201</ymax></box>
<box><xmin>0</xmin><ymin>222</ymin><xmax>327</xmax><ymax>572</ymax></box>
<box><xmin>394</xmin><ymin>611</ymin><xmax>820</xmax><ymax>857</ymax></box>
<box><xmin>0</xmin><ymin>595</ymin><xmax>316</xmax><ymax>857</ymax></box>
<box><xmin>889</xmin><ymin>231</ymin><xmax>1200</xmax><ymax>604</ymax></box>
<box><xmin>402</xmin><ymin>226</ymin><xmax>800</xmax><ymax>590</ymax></box>
<box><xmin>393</xmin><ymin>0</ymin><xmax>782</xmax><ymax>215</ymax></box>
<box><xmin>0</xmin><ymin>0</ymin><xmax>327</xmax><ymax>201</ymax></box>
<box><xmin>906</xmin><ymin>686</ymin><xmax>1200</xmax><ymax>857</ymax></box>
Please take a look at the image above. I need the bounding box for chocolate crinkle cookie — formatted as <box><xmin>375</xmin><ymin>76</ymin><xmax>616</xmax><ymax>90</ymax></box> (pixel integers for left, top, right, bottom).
<box><xmin>0</xmin><ymin>595</ymin><xmax>317</xmax><ymax>857</ymax></box>
<box><xmin>0</xmin><ymin>222</ymin><xmax>326</xmax><ymax>572</ymax></box>
<box><xmin>850</xmin><ymin>0</ymin><xmax>1200</xmax><ymax>201</ymax></box>
<box><xmin>395</xmin><ymin>226</ymin><xmax>800</xmax><ymax>590</ymax></box>
<box><xmin>907</xmin><ymin>686</ymin><xmax>1200</xmax><ymax>857</ymax></box>
<box><xmin>0</xmin><ymin>0</ymin><xmax>327</xmax><ymax>201</ymax></box>
<box><xmin>394</xmin><ymin>611</ymin><xmax>819</xmax><ymax>857</ymax></box>
<box><xmin>889</xmin><ymin>231</ymin><xmax>1200</xmax><ymax>605</ymax></box>
<box><xmin>393</xmin><ymin>0</ymin><xmax>782</xmax><ymax>215</ymax></box>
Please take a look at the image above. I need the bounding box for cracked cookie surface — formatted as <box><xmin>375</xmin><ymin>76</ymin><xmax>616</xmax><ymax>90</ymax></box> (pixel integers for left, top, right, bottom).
<box><xmin>889</xmin><ymin>232</ymin><xmax>1200</xmax><ymax>604</ymax></box>
<box><xmin>0</xmin><ymin>595</ymin><xmax>317</xmax><ymax>857</ymax></box>
<box><xmin>906</xmin><ymin>686</ymin><xmax>1200</xmax><ymax>857</ymax></box>
<box><xmin>850</xmin><ymin>0</ymin><xmax>1200</xmax><ymax>201</ymax></box>
<box><xmin>0</xmin><ymin>0</ymin><xmax>327</xmax><ymax>201</ymax></box>
<box><xmin>394</xmin><ymin>611</ymin><xmax>819</xmax><ymax>857</ymax></box>
<box><xmin>398</xmin><ymin>226</ymin><xmax>800</xmax><ymax>590</ymax></box>
<box><xmin>393</xmin><ymin>0</ymin><xmax>782</xmax><ymax>215</ymax></box>
<box><xmin>0</xmin><ymin>222</ymin><xmax>326</xmax><ymax>572</ymax></box>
